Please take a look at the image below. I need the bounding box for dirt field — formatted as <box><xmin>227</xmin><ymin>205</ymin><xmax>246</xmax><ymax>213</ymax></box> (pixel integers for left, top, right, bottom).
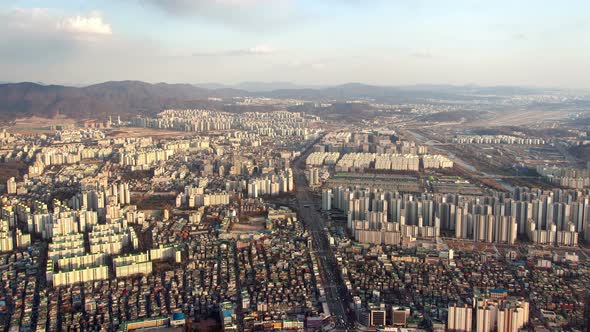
<box><xmin>230</xmin><ymin>216</ymin><xmax>266</xmax><ymax>233</ymax></box>
<box><xmin>107</xmin><ymin>127</ymin><xmax>204</xmax><ymax>139</ymax></box>
<box><xmin>132</xmin><ymin>193</ymin><xmax>176</xmax><ymax>210</ymax></box>
<box><xmin>0</xmin><ymin>161</ymin><xmax>27</xmax><ymax>182</ymax></box>
<box><xmin>444</xmin><ymin>238</ymin><xmax>498</xmax><ymax>254</ymax></box>
<box><xmin>469</xmin><ymin>110</ymin><xmax>576</xmax><ymax>127</ymax></box>
<box><xmin>8</xmin><ymin>115</ymin><xmax>77</xmax><ymax>134</ymax></box>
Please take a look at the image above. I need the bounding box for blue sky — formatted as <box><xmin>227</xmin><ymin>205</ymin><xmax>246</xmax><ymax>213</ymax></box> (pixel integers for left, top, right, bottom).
<box><xmin>1</xmin><ymin>0</ymin><xmax>589</xmax><ymax>88</ymax></box>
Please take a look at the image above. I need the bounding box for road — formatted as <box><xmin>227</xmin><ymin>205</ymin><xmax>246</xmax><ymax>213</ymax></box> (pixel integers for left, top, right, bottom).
<box><xmin>292</xmin><ymin>144</ymin><xmax>354</xmax><ymax>331</ymax></box>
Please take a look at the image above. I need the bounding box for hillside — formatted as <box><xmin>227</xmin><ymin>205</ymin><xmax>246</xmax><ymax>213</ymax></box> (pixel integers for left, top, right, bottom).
<box><xmin>0</xmin><ymin>81</ymin><xmax>240</xmax><ymax>121</ymax></box>
<box><xmin>0</xmin><ymin>81</ymin><xmax>555</xmax><ymax>121</ymax></box>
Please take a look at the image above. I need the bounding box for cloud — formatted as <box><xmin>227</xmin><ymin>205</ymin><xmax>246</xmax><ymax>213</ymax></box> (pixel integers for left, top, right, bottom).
<box><xmin>410</xmin><ymin>51</ymin><xmax>435</xmax><ymax>59</ymax></box>
<box><xmin>193</xmin><ymin>44</ymin><xmax>277</xmax><ymax>56</ymax></box>
<box><xmin>141</xmin><ymin>0</ymin><xmax>289</xmax><ymax>13</ymax></box>
<box><xmin>139</xmin><ymin>0</ymin><xmax>299</xmax><ymax>29</ymax></box>
<box><xmin>57</xmin><ymin>12</ymin><xmax>112</xmax><ymax>36</ymax></box>
<box><xmin>247</xmin><ymin>45</ymin><xmax>275</xmax><ymax>54</ymax></box>
<box><xmin>512</xmin><ymin>33</ymin><xmax>527</xmax><ymax>40</ymax></box>
<box><xmin>0</xmin><ymin>8</ymin><xmax>114</xmax><ymax>62</ymax></box>
<box><xmin>288</xmin><ymin>59</ymin><xmax>327</xmax><ymax>71</ymax></box>
<box><xmin>311</xmin><ymin>63</ymin><xmax>326</xmax><ymax>70</ymax></box>
<box><xmin>1</xmin><ymin>8</ymin><xmax>112</xmax><ymax>38</ymax></box>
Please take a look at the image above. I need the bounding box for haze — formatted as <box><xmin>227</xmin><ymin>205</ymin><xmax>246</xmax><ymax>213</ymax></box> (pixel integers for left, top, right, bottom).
<box><xmin>1</xmin><ymin>0</ymin><xmax>589</xmax><ymax>88</ymax></box>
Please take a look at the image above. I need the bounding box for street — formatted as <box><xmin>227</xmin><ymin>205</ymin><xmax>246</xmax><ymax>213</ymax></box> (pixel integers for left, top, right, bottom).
<box><xmin>291</xmin><ymin>145</ymin><xmax>354</xmax><ymax>331</ymax></box>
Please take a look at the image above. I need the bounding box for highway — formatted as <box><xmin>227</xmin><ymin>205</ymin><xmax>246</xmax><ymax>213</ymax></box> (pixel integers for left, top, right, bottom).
<box><xmin>292</xmin><ymin>146</ymin><xmax>354</xmax><ymax>331</ymax></box>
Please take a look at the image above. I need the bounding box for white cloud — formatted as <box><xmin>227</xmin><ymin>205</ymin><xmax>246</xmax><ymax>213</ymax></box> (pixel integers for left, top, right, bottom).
<box><xmin>2</xmin><ymin>8</ymin><xmax>51</xmax><ymax>31</ymax></box>
<box><xmin>247</xmin><ymin>45</ymin><xmax>275</xmax><ymax>54</ymax></box>
<box><xmin>193</xmin><ymin>44</ymin><xmax>277</xmax><ymax>56</ymax></box>
<box><xmin>288</xmin><ymin>59</ymin><xmax>327</xmax><ymax>71</ymax></box>
<box><xmin>140</xmin><ymin>0</ymin><xmax>299</xmax><ymax>29</ymax></box>
<box><xmin>57</xmin><ymin>12</ymin><xmax>112</xmax><ymax>36</ymax></box>
<box><xmin>0</xmin><ymin>8</ymin><xmax>115</xmax><ymax>64</ymax></box>
<box><xmin>310</xmin><ymin>63</ymin><xmax>326</xmax><ymax>70</ymax></box>
<box><xmin>0</xmin><ymin>8</ymin><xmax>113</xmax><ymax>39</ymax></box>
<box><xmin>143</xmin><ymin>0</ymin><xmax>289</xmax><ymax>12</ymax></box>
<box><xmin>410</xmin><ymin>51</ymin><xmax>436</xmax><ymax>59</ymax></box>
<box><xmin>198</xmin><ymin>0</ymin><xmax>271</xmax><ymax>6</ymax></box>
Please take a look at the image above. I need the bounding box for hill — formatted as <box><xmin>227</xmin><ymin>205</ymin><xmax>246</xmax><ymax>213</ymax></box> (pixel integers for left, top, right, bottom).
<box><xmin>0</xmin><ymin>81</ymin><xmax>241</xmax><ymax>121</ymax></box>
<box><xmin>0</xmin><ymin>81</ymin><xmax>553</xmax><ymax>121</ymax></box>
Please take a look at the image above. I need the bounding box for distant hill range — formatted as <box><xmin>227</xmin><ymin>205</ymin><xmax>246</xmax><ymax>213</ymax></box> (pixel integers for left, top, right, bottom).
<box><xmin>0</xmin><ymin>81</ymin><xmax>243</xmax><ymax>121</ymax></box>
<box><xmin>195</xmin><ymin>81</ymin><xmax>324</xmax><ymax>92</ymax></box>
<box><xmin>0</xmin><ymin>80</ymin><xmax>550</xmax><ymax>121</ymax></box>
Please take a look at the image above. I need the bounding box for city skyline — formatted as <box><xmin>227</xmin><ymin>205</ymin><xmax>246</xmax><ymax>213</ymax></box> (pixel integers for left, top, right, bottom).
<box><xmin>1</xmin><ymin>1</ymin><xmax>590</xmax><ymax>331</ymax></box>
<box><xmin>1</xmin><ymin>0</ymin><xmax>589</xmax><ymax>88</ymax></box>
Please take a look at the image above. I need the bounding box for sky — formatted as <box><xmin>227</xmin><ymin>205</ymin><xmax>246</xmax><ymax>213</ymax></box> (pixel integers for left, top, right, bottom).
<box><xmin>0</xmin><ymin>0</ymin><xmax>589</xmax><ymax>88</ymax></box>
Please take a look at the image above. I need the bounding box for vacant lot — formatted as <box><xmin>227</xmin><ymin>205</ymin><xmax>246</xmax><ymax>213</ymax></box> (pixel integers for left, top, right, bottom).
<box><xmin>0</xmin><ymin>161</ymin><xmax>26</xmax><ymax>182</ymax></box>
<box><xmin>230</xmin><ymin>216</ymin><xmax>266</xmax><ymax>233</ymax></box>
<box><xmin>469</xmin><ymin>110</ymin><xmax>577</xmax><ymax>127</ymax></box>
<box><xmin>8</xmin><ymin>116</ymin><xmax>77</xmax><ymax>134</ymax></box>
<box><xmin>107</xmin><ymin>127</ymin><xmax>205</xmax><ymax>139</ymax></box>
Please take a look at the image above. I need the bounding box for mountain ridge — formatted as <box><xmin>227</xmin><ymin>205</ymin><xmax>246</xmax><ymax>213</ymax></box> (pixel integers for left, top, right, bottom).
<box><xmin>0</xmin><ymin>80</ymin><xmax>556</xmax><ymax>121</ymax></box>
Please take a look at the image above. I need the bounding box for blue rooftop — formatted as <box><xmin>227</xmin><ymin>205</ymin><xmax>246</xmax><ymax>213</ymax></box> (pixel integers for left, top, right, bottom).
<box><xmin>223</xmin><ymin>309</ymin><xmax>233</xmax><ymax>318</ymax></box>
<box><xmin>490</xmin><ymin>289</ymin><xmax>507</xmax><ymax>294</ymax></box>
